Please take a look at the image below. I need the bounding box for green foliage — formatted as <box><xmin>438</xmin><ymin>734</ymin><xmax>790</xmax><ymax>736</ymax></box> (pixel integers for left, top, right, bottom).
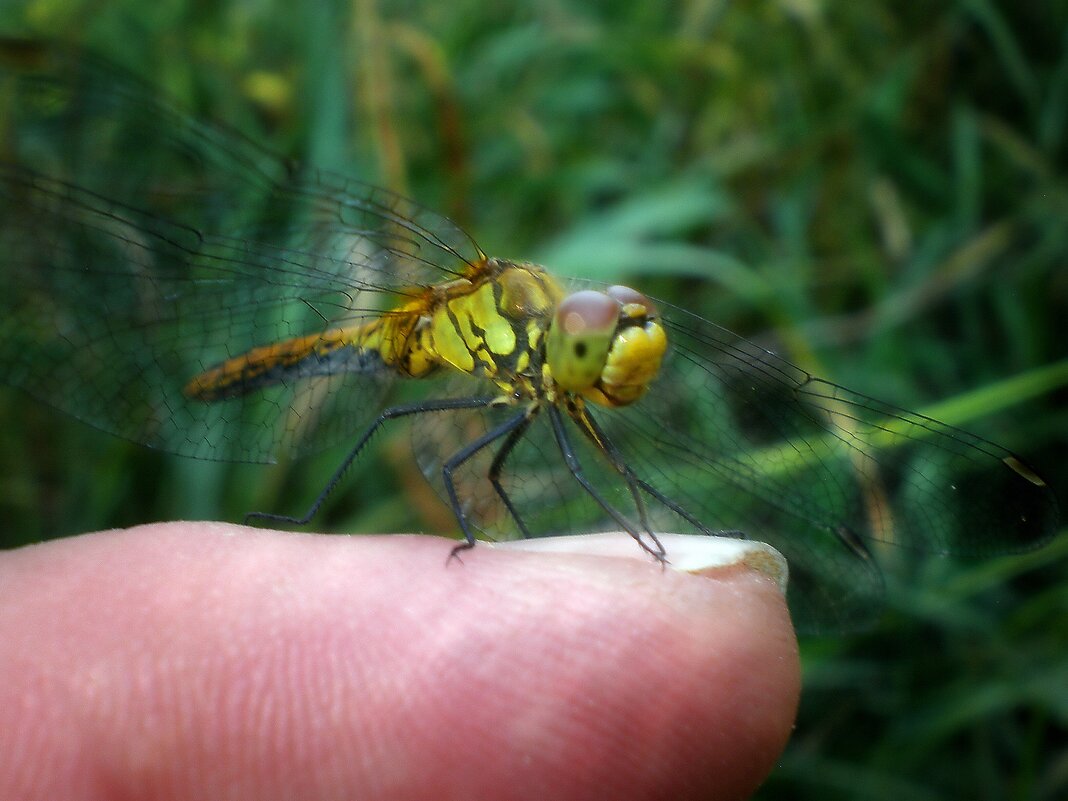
<box><xmin>1</xmin><ymin>0</ymin><xmax>1066</xmax><ymax>797</ymax></box>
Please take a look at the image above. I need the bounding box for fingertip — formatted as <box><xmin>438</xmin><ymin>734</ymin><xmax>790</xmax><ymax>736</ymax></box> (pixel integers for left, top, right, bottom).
<box><xmin>433</xmin><ymin>534</ymin><xmax>802</xmax><ymax>799</ymax></box>
<box><xmin>0</xmin><ymin>525</ymin><xmax>799</xmax><ymax>801</ymax></box>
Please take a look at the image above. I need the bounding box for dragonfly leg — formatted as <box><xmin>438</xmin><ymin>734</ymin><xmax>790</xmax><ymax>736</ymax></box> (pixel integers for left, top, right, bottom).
<box><xmin>547</xmin><ymin>405</ymin><xmax>666</xmax><ymax>563</ymax></box>
<box><xmin>441</xmin><ymin>409</ymin><xmax>531</xmax><ymax>562</ymax></box>
<box><xmin>485</xmin><ymin>409</ymin><xmax>539</xmax><ymax>539</ymax></box>
<box><xmin>573</xmin><ymin>404</ymin><xmax>755</xmax><ymax>555</ymax></box>
<box><xmin>580</xmin><ymin>407</ymin><xmax>745</xmax><ymax>543</ymax></box>
<box><xmin>570</xmin><ymin>405</ymin><xmax>666</xmax><ymax>559</ymax></box>
<box><xmin>245</xmin><ymin>396</ymin><xmax>498</xmax><ymax>529</ymax></box>
<box><xmin>631</xmin><ymin>476</ymin><xmax>740</xmax><ymax>539</ymax></box>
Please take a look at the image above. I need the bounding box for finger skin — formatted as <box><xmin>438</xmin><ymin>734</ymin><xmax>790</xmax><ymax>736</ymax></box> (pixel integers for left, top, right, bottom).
<box><xmin>0</xmin><ymin>523</ymin><xmax>800</xmax><ymax>801</ymax></box>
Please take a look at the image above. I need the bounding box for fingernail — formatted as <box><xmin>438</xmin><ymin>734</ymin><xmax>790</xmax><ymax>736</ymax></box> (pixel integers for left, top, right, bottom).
<box><xmin>492</xmin><ymin>533</ymin><xmax>789</xmax><ymax>594</ymax></box>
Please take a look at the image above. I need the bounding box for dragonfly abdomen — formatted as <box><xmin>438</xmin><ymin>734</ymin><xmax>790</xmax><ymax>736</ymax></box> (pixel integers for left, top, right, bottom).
<box><xmin>183</xmin><ymin>322</ymin><xmax>411</xmax><ymax>401</ymax></box>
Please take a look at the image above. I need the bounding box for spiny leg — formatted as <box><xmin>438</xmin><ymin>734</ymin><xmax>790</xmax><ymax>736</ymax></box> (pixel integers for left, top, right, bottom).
<box><xmin>569</xmin><ymin>404</ymin><xmax>665</xmax><ymax>559</ymax></box>
<box><xmin>486</xmin><ymin>409</ymin><xmax>538</xmax><ymax>539</ymax></box>
<box><xmin>582</xmin><ymin>403</ymin><xmax>871</xmax><ymax>558</ymax></box>
<box><xmin>441</xmin><ymin>409</ymin><xmax>532</xmax><ymax>561</ymax></box>
<box><xmin>580</xmin><ymin>407</ymin><xmax>753</xmax><ymax>549</ymax></box>
<box><xmin>631</xmin><ymin>476</ymin><xmax>741</xmax><ymax>539</ymax></box>
<box><xmin>546</xmin><ymin>405</ymin><xmax>666</xmax><ymax>563</ymax></box>
<box><xmin>245</xmin><ymin>396</ymin><xmax>498</xmax><ymax>528</ymax></box>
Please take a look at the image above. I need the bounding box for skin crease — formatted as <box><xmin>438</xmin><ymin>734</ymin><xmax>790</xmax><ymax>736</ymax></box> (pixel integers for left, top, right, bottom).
<box><xmin>0</xmin><ymin>524</ymin><xmax>800</xmax><ymax>801</ymax></box>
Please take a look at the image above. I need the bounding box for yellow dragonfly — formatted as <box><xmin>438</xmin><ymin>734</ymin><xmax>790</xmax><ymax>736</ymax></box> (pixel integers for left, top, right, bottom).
<box><xmin>0</xmin><ymin>40</ymin><xmax>1057</xmax><ymax>632</ymax></box>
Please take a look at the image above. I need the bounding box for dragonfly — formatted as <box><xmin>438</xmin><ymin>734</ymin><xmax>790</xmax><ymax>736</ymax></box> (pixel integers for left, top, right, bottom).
<box><xmin>0</xmin><ymin>40</ymin><xmax>1058</xmax><ymax>633</ymax></box>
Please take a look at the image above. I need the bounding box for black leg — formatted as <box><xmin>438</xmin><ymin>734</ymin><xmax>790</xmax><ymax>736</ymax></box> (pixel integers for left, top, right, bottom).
<box><xmin>631</xmin><ymin>476</ymin><xmax>734</xmax><ymax>538</ymax></box>
<box><xmin>547</xmin><ymin>405</ymin><xmax>665</xmax><ymax>562</ymax></box>
<box><xmin>486</xmin><ymin>409</ymin><xmax>538</xmax><ymax>539</ymax></box>
<box><xmin>579</xmin><ymin>408</ymin><xmax>747</xmax><ymax>547</ymax></box>
<box><xmin>245</xmin><ymin>395</ymin><xmax>498</xmax><ymax>528</ymax></box>
<box><xmin>442</xmin><ymin>409</ymin><xmax>532</xmax><ymax>561</ymax></box>
<box><xmin>568</xmin><ymin>405</ymin><xmax>665</xmax><ymax>558</ymax></box>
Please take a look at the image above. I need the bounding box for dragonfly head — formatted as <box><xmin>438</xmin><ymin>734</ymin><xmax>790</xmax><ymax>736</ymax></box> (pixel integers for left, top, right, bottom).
<box><xmin>545</xmin><ymin>285</ymin><xmax>667</xmax><ymax>407</ymax></box>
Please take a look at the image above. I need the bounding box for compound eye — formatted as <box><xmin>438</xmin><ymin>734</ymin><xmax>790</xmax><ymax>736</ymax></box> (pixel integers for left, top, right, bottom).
<box><xmin>557</xmin><ymin>290</ymin><xmax>620</xmax><ymax>336</ymax></box>
<box><xmin>545</xmin><ymin>290</ymin><xmax>620</xmax><ymax>391</ymax></box>
<box><xmin>606</xmin><ymin>285</ymin><xmax>656</xmax><ymax>317</ymax></box>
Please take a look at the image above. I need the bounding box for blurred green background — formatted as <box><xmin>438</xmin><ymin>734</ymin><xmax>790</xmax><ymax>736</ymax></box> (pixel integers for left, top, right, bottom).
<box><xmin>1</xmin><ymin>0</ymin><xmax>1066</xmax><ymax>797</ymax></box>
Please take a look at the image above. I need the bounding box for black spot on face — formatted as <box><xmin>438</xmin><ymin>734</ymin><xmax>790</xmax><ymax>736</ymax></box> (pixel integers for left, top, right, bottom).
<box><xmin>575</xmin><ymin>342</ymin><xmax>587</xmax><ymax>358</ymax></box>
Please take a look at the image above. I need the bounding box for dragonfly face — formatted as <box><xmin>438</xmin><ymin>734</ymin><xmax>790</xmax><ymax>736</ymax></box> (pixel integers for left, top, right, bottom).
<box><xmin>0</xmin><ymin>39</ymin><xmax>1058</xmax><ymax>633</ymax></box>
<box><xmin>545</xmin><ymin>286</ymin><xmax>667</xmax><ymax>408</ymax></box>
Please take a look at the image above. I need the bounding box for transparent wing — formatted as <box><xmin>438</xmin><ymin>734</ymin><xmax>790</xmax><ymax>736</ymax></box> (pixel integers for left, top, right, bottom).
<box><xmin>411</xmin><ymin>386</ymin><xmax>886</xmax><ymax>633</ymax></box>
<box><xmin>646</xmin><ymin>304</ymin><xmax>1057</xmax><ymax>557</ymax></box>
<box><xmin>0</xmin><ymin>39</ymin><xmax>482</xmax><ymax>462</ymax></box>
<box><xmin>413</xmin><ymin>290</ymin><xmax>1058</xmax><ymax>633</ymax></box>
